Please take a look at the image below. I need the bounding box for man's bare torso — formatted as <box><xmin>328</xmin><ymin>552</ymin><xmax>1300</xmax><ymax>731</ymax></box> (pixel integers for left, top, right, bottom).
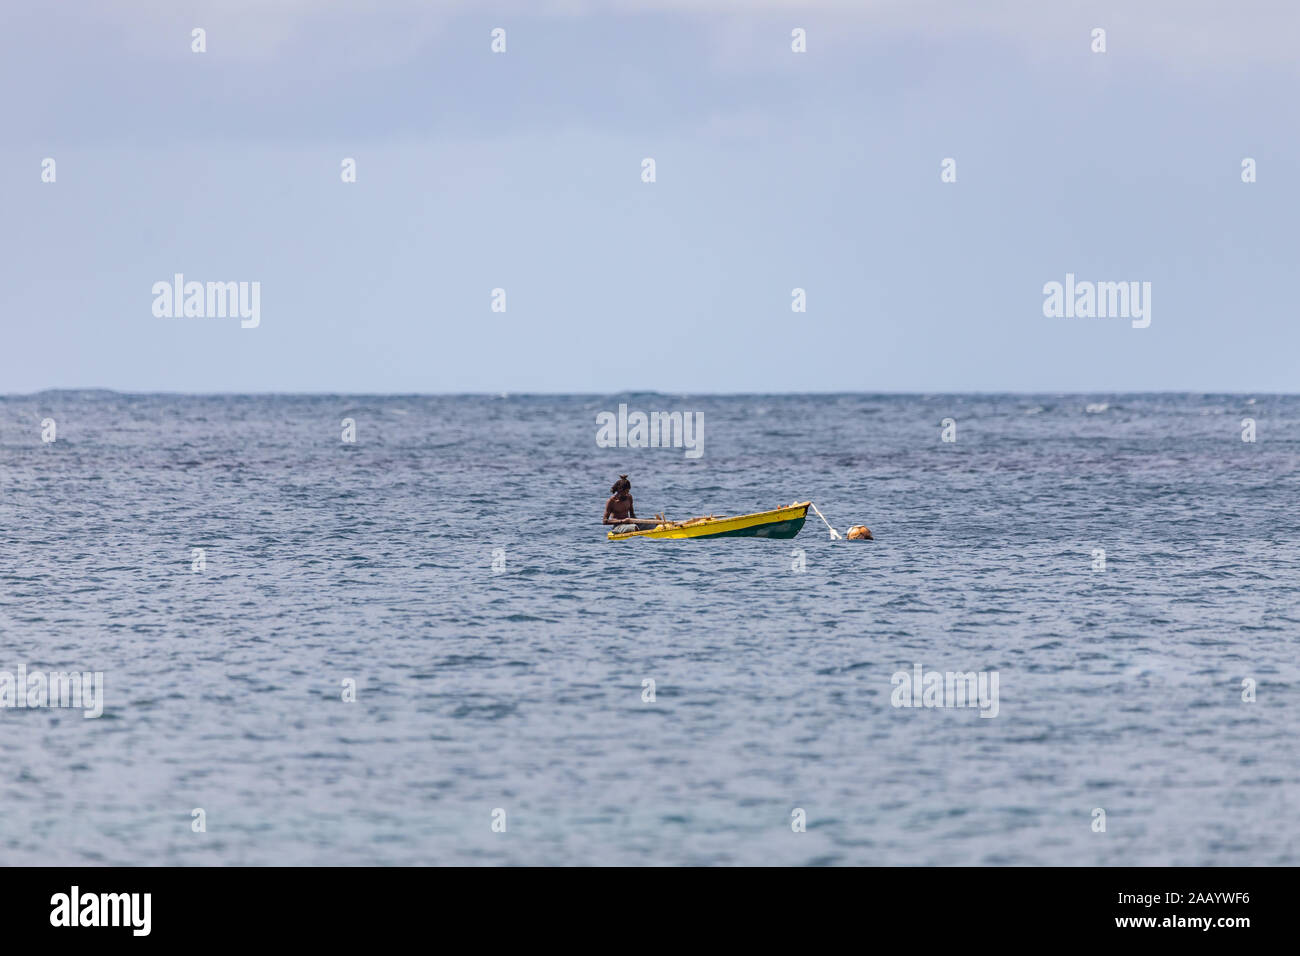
<box><xmin>604</xmin><ymin>494</ymin><xmax>634</xmax><ymax>523</ymax></box>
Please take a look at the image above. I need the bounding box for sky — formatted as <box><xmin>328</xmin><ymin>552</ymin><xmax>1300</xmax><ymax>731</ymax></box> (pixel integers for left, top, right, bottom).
<box><xmin>2</xmin><ymin>0</ymin><xmax>1298</xmax><ymax>393</ymax></box>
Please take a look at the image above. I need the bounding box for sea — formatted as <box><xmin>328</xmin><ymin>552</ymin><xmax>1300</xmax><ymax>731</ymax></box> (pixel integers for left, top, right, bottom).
<box><xmin>1</xmin><ymin>392</ymin><xmax>1297</xmax><ymax>865</ymax></box>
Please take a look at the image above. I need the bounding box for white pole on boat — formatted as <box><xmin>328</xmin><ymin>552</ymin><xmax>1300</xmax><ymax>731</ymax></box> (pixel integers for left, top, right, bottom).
<box><xmin>808</xmin><ymin>502</ymin><xmax>842</xmax><ymax>540</ymax></box>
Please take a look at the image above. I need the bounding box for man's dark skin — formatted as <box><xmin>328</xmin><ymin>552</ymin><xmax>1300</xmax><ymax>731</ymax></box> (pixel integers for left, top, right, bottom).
<box><xmin>603</xmin><ymin>491</ymin><xmax>636</xmax><ymax>525</ymax></box>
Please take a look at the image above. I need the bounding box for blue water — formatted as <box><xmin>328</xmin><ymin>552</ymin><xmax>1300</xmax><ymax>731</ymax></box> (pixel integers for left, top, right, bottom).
<box><xmin>1</xmin><ymin>392</ymin><xmax>1297</xmax><ymax>865</ymax></box>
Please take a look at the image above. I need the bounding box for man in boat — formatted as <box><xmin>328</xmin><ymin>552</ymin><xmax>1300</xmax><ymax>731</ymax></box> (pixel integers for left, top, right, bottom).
<box><xmin>603</xmin><ymin>475</ymin><xmax>646</xmax><ymax>534</ymax></box>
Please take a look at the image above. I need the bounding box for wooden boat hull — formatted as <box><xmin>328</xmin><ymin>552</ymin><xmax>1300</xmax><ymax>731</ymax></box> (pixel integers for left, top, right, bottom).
<box><xmin>607</xmin><ymin>502</ymin><xmax>810</xmax><ymax>540</ymax></box>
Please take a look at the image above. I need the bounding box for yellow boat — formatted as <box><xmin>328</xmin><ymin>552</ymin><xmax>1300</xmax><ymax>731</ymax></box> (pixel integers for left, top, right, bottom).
<box><xmin>607</xmin><ymin>501</ymin><xmax>810</xmax><ymax>540</ymax></box>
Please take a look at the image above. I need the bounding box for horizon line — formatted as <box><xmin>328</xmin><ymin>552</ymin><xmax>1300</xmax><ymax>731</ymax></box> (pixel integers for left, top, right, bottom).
<box><xmin>4</xmin><ymin>388</ymin><xmax>1294</xmax><ymax>399</ymax></box>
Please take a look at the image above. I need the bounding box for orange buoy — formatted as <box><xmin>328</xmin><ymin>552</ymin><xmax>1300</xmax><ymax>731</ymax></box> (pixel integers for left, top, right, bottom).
<box><xmin>847</xmin><ymin>525</ymin><xmax>873</xmax><ymax>540</ymax></box>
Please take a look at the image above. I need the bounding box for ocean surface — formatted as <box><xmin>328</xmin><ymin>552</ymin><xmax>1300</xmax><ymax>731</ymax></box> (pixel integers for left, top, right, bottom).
<box><xmin>1</xmin><ymin>392</ymin><xmax>1297</xmax><ymax>866</ymax></box>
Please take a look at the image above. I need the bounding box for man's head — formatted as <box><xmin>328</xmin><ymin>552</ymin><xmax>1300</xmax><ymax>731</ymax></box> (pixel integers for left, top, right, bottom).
<box><xmin>610</xmin><ymin>475</ymin><xmax>631</xmax><ymax>496</ymax></box>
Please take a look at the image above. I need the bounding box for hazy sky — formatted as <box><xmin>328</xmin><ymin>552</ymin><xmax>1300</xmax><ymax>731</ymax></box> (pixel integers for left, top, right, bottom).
<box><xmin>3</xmin><ymin>1</ymin><xmax>1298</xmax><ymax>393</ymax></box>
